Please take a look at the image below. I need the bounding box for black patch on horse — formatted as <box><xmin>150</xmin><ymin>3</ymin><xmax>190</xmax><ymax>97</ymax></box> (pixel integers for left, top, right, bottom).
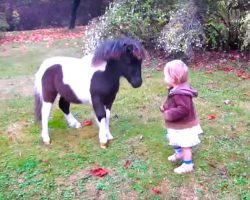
<box><xmin>42</xmin><ymin>64</ymin><xmax>81</xmax><ymax>104</ymax></box>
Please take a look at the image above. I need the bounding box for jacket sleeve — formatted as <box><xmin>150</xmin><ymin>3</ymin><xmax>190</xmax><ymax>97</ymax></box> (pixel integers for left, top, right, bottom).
<box><xmin>163</xmin><ymin>95</ymin><xmax>190</xmax><ymax>122</ymax></box>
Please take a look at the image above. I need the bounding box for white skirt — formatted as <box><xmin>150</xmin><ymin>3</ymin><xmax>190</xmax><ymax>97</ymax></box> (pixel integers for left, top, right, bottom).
<box><xmin>166</xmin><ymin>124</ymin><xmax>203</xmax><ymax>147</ymax></box>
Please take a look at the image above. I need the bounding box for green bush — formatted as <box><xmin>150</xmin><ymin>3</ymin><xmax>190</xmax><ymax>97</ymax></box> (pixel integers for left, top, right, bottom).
<box><xmin>204</xmin><ymin>0</ymin><xmax>250</xmax><ymax>51</ymax></box>
<box><xmin>82</xmin><ymin>0</ymin><xmax>171</xmax><ymax>55</ymax></box>
<box><xmin>82</xmin><ymin>0</ymin><xmax>249</xmax><ymax>56</ymax></box>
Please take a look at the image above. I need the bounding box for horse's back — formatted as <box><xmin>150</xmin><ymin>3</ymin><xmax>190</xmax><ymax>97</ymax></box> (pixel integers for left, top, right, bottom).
<box><xmin>35</xmin><ymin>55</ymin><xmax>107</xmax><ymax>104</ymax></box>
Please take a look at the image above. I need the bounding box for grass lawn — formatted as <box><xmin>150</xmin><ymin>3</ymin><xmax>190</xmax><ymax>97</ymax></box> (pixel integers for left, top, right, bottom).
<box><xmin>0</xmin><ymin>28</ymin><xmax>249</xmax><ymax>200</ymax></box>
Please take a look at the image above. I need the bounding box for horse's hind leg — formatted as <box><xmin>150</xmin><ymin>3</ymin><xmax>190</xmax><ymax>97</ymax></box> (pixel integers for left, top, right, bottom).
<box><xmin>59</xmin><ymin>97</ymin><xmax>81</xmax><ymax>128</ymax></box>
<box><xmin>41</xmin><ymin>101</ymin><xmax>53</xmax><ymax>144</ymax></box>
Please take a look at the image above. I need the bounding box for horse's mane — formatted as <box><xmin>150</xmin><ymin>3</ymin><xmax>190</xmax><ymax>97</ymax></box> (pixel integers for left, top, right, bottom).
<box><xmin>92</xmin><ymin>37</ymin><xmax>145</xmax><ymax>66</ymax></box>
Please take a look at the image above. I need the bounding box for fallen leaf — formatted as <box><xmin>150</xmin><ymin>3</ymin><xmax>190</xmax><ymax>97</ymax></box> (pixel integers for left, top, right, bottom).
<box><xmin>208</xmin><ymin>114</ymin><xmax>217</xmax><ymax>120</ymax></box>
<box><xmin>151</xmin><ymin>187</ymin><xmax>161</xmax><ymax>194</ymax></box>
<box><xmin>156</xmin><ymin>67</ymin><xmax>163</xmax><ymax>71</ymax></box>
<box><xmin>82</xmin><ymin>119</ymin><xmax>93</xmax><ymax>126</ymax></box>
<box><xmin>206</xmin><ymin>70</ymin><xmax>213</xmax><ymax>74</ymax></box>
<box><xmin>124</xmin><ymin>160</ymin><xmax>131</xmax><ymax>169</ymax></box>
<box><xmin>90</xmin><ymin>167</ymin><xmax>108</xmax><ymax>177</ymax></box>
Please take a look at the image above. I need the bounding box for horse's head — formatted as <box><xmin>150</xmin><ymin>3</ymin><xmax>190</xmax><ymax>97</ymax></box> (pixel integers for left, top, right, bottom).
<box><xmin>119</xmin><ymin>43</ymin><xmax>145</xmax><ymax>88</ymax></box>
<box><xmin>92</xmin><ymin>37</ymin><xmax>146</xmax><ymax>88</ymax></box>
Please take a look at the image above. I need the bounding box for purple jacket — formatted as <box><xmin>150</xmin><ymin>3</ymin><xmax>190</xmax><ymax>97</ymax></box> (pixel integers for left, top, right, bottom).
<box><xmin>162</xmin><ymin>82</ymin><xmax>199</xmax><ymax>129</ymax></box>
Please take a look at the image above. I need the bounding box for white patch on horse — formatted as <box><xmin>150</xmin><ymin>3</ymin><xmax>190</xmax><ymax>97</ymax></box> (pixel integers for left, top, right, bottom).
<box><xmin>41</xmin><ymin>102</ymin><xmax>52</xmax><ymax>144</ymax></box>
<box><xmin>98</xmin><ymin>118</ymin><xmax>107</xmax><ymax>144</ymax></box>
<box><xmin>105</xmin><ymin>109</ymin><xmax>113</xmax><ymax>140</ymax></box>
<box><xmin>61</xmin><ymin>54</ymin><xmax>106</xmax><ymax>104</ymax></box>
<box><xmin>65</xmin><ymin>113</ymin><xmax>82</xmax><ymax>128</ymax></box>
<box><xmin>35</xmin><ymin>55</ymin><xmax>106</xmax><ymax>104</ymax></box>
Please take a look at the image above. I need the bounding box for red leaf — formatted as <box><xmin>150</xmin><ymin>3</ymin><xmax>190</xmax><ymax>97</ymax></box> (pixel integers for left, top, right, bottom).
<box><xmin>156</xmin><ymin>67</ymin><xmax>163</xmax><ymax>71</ymax></box>
<box><xmin>223</xmin><ymin>67</ymin><xmax>234</xmax><ymax>72</ymax></box>
<box><xmin>206</xmin><ymin>70</ymin><xmax>213</xmax><ymax>74</ymax></box>
<box><xmin>208</xmin><ymin>114</ymin><xmax>216</xmax><ymax>120</ymax></box>
<box><xmin>90</xmin><ymin>167</ymin><xmax>108</xmax><ymax>177</ymax></box>
<box><xmin>124</xmin><ymin>160</ymin><xmax>131</xmax><ymax>169</ymax></box>
<box><xmin>82</xmin><ymin>119</ymin><xmax>93</xmax><ymax>126</ymax></box>
<box><xmin>151</xmin><ymin>187</ymin><xmax>161</xmax><ymax>194</ymax></box>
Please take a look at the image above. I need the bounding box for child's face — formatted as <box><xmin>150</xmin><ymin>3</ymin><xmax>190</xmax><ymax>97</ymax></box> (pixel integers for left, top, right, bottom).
<box><xmin>164</xmin><ymin>72</ymin><xmax>174</xmax><ymax>87</ymax></box>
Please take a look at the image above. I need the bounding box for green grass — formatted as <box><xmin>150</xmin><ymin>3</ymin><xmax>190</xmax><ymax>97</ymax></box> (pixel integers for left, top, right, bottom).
<box><xmin>0</xmin><ymin>32</ymin><xmax>249</xmax><ymax>200</ymax></box>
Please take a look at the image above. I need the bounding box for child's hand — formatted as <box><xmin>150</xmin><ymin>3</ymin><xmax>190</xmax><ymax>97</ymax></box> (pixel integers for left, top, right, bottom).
<box><xmin>159</xmin><ymin>105</ymin><xmax>165</xmax><ymax>112</ymax></box>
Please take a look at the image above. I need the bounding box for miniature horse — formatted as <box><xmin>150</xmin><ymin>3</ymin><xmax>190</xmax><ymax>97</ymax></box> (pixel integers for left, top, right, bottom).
<box><xmin>34</xmin><ymin>37</ymin><xmax>145</xmax><ymax>148</ymax></box>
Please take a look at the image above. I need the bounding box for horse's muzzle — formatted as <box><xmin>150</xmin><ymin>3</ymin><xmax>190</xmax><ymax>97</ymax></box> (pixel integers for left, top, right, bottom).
<box><xmin>131</xmin><ymin>78</ymin><xmax>142</xmax><ymax>88</ymax></box>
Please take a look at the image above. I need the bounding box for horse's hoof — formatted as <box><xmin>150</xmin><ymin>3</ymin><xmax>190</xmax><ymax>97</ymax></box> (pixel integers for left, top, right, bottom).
<box><xmin>107</xmin><ymin>135</ymin><xmax>114</xmax><ymax>141</ymax></box>
<box><xmin>70</xmin><ymin>122</ymin><xmax>81</xmax><ymax>129</ymax></box>
<box><xmin>100</xmin><ymin>143</ymin><xmax>108</xmax><ymax>149</ymax></box>
<box><xmin>42</xmin><ymin>138</ymin><xmax>51</xmax><ymax>145</ymax></box>
<box><xmin>75</xmin><ymin>122</ymin><xmax>82</xmax><ymax>129</ymax></box>
<box><xmin>43</xmin><ymin>141</ymin><xmax>51</xmax><ymax>145</ymax></box>
<box><xmin>107</xmin><ymin>138</ymin><xmax>114</xmax><ymax>144</ymax></box>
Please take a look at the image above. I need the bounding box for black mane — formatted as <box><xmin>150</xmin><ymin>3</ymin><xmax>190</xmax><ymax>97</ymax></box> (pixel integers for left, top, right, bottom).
<box><xmin>92</xmin><ymin>37</ymin><xmax>145</xmax><ymax>66</ymax></box>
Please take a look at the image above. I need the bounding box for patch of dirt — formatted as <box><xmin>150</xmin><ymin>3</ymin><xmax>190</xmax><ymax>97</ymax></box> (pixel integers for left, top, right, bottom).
<box><xmin>179</xmin><ymin>186</ymin><xmax>199</xmax><ymax>200</ymax></box>
<box><xmin>67</xmin><ymin>169</ymin><xmax>92</xmax><ymax>185</ymax></box>
<box><xmin>116</xmin><ymin>189</ymin><xmax>138</xmax><ymax>200</ymax></box>
<box><xmin>156</xmin><ymin>177</ymin><xmax>200</xmax><ymax>200</ymax></box>
<box><xmin>56</xmin><ymin>167</ymin><xmax>109</xmax><ymax>199</ymax></box>
<box><xmin>158</xmin><ymin>178</ymin><xmax>171</xmax><ymax>197</ymax></box>
<box><xmin>124</xmin><ymin>135</ymin><xmax>148</xmax><ymax>161</ymax></box>
<box><xmin>83</xmin><ymin>182</ymin><xmax>108</xmax><ymax>200</ymax></box>
<box><xmin>0</xmin><ymin>76</ymin><xmax>34</xmax><ymax>100</ymax></box>
<box><xmin>6</xmin><ymin>120</ymin><xmax>29</xmax><ymax>141</ymax></box>
<box><xmin>56</xmin><ymin>167</ymin><xmax>138</xmax><ymax>199</ymax></box>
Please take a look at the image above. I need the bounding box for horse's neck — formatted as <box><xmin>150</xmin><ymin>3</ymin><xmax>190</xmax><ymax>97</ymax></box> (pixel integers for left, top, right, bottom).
<box><xmin>104</xmin><ymin>61</ymin><xmax>121</xmax><ymax>82</ymax></box>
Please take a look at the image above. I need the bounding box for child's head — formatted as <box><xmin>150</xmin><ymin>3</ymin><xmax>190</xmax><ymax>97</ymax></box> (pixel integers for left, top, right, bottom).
<box><xmin>164</xmin><ymin>60</ymin><xmax>188</xmax><ymax>87</ymax></box>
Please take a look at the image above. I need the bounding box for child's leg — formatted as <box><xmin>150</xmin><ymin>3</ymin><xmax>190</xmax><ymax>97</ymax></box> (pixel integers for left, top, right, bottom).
<box><xmin>182</xmin><ymin>147</ymin><xmax>192</xmax><ymax>162</ymax></box>
<box><xmin>174</xmin><ymin>147</ymin><xmax>194</xmax><ymax>174</ymax></box>
<box><xmin>168</xmin><ymin>145</ymin><xmax>183</xmax><ymax>162</ymax></box>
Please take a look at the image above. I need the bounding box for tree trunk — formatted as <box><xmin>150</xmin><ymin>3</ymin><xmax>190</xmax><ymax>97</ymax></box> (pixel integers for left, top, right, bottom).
<box><xmin>69</xmin><ymin>0</ymin><xmax>81</xmax><ymax>29</ymax></box>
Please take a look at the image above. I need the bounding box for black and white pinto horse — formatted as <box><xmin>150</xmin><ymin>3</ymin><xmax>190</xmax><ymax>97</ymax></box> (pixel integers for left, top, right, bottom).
<box><xmin>34</xmin><ymin>37</ymin><xmax>145</xmax><ymax>148</ymax></box>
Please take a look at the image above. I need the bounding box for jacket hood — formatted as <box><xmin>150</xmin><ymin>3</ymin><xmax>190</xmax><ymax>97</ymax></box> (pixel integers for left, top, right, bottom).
<box><xmin>169</xmin><ymin>82</ymin><xmax>198</xmax><ymax>97</ymax></box>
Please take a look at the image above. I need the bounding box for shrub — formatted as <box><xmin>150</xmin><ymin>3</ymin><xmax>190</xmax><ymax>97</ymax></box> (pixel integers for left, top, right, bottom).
<box><xmin>82</xmin><ymin>0</ymin><xmax>171</xmax><ymax>55</ymax></box>
<box><xmin>204</xmin><ymin>0</ymin><xmax>250</xmax><ymax>51</ymax></box>
<box><xmin>82</xmin><ymin>0</ymin><xmax>249</xmax><ymax>56</ymax></box>
<box><xmin>156</xmin><ymin>0</ymin><xmax>205</xmax><ymax>60</ymax></box>
<box><xmin>0</xmin><ymin>12</ymin><xmax>9</xmax><ymax>31</ymax></box>
<box><xmin>241</xmin><ymin>11</ymin><xmax>250</xmax><ymax>50</ymax></box>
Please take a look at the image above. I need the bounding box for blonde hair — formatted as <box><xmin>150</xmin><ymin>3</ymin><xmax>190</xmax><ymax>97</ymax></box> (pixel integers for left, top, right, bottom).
<box><xmin>164</xmin><ymin>60</ymin><xmax>188</xmax><ymax>85</ymax></box>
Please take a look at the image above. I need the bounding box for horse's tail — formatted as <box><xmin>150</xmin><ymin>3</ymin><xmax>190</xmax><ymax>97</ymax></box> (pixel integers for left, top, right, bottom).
<box><xmin>34</xmin><ymin>91</ymin><xmax>42</xmax><ymax>122</ymax></box>
<box><xmin>34</xmin><ymin>64</ymin><xmax>45</xmax><ymax>123</ymax></box>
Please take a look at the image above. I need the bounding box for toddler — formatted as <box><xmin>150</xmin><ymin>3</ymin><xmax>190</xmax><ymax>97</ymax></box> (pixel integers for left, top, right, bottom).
<box><xmin>160</xmin><ymin>60</ymin><xmax>203</xmax><ymax>174</ymax></box>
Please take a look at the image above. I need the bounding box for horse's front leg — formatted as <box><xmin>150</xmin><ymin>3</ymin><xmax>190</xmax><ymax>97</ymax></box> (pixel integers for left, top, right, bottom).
<box><xmin>92</xmin><ymin>97</ymin><xmax>108</xmax><ymax>148</ymax></box>
<box><xmin>105</xmin><ymin>109</ymin><xmax>113</xmax><ymax>141</ymax></box>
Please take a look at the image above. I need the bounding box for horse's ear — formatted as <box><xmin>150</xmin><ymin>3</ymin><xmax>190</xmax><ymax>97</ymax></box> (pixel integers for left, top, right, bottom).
<box><xmin>124</xmin><ymin>44</ymin><xmax>133</xmax><ymax>53</ymax></box>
